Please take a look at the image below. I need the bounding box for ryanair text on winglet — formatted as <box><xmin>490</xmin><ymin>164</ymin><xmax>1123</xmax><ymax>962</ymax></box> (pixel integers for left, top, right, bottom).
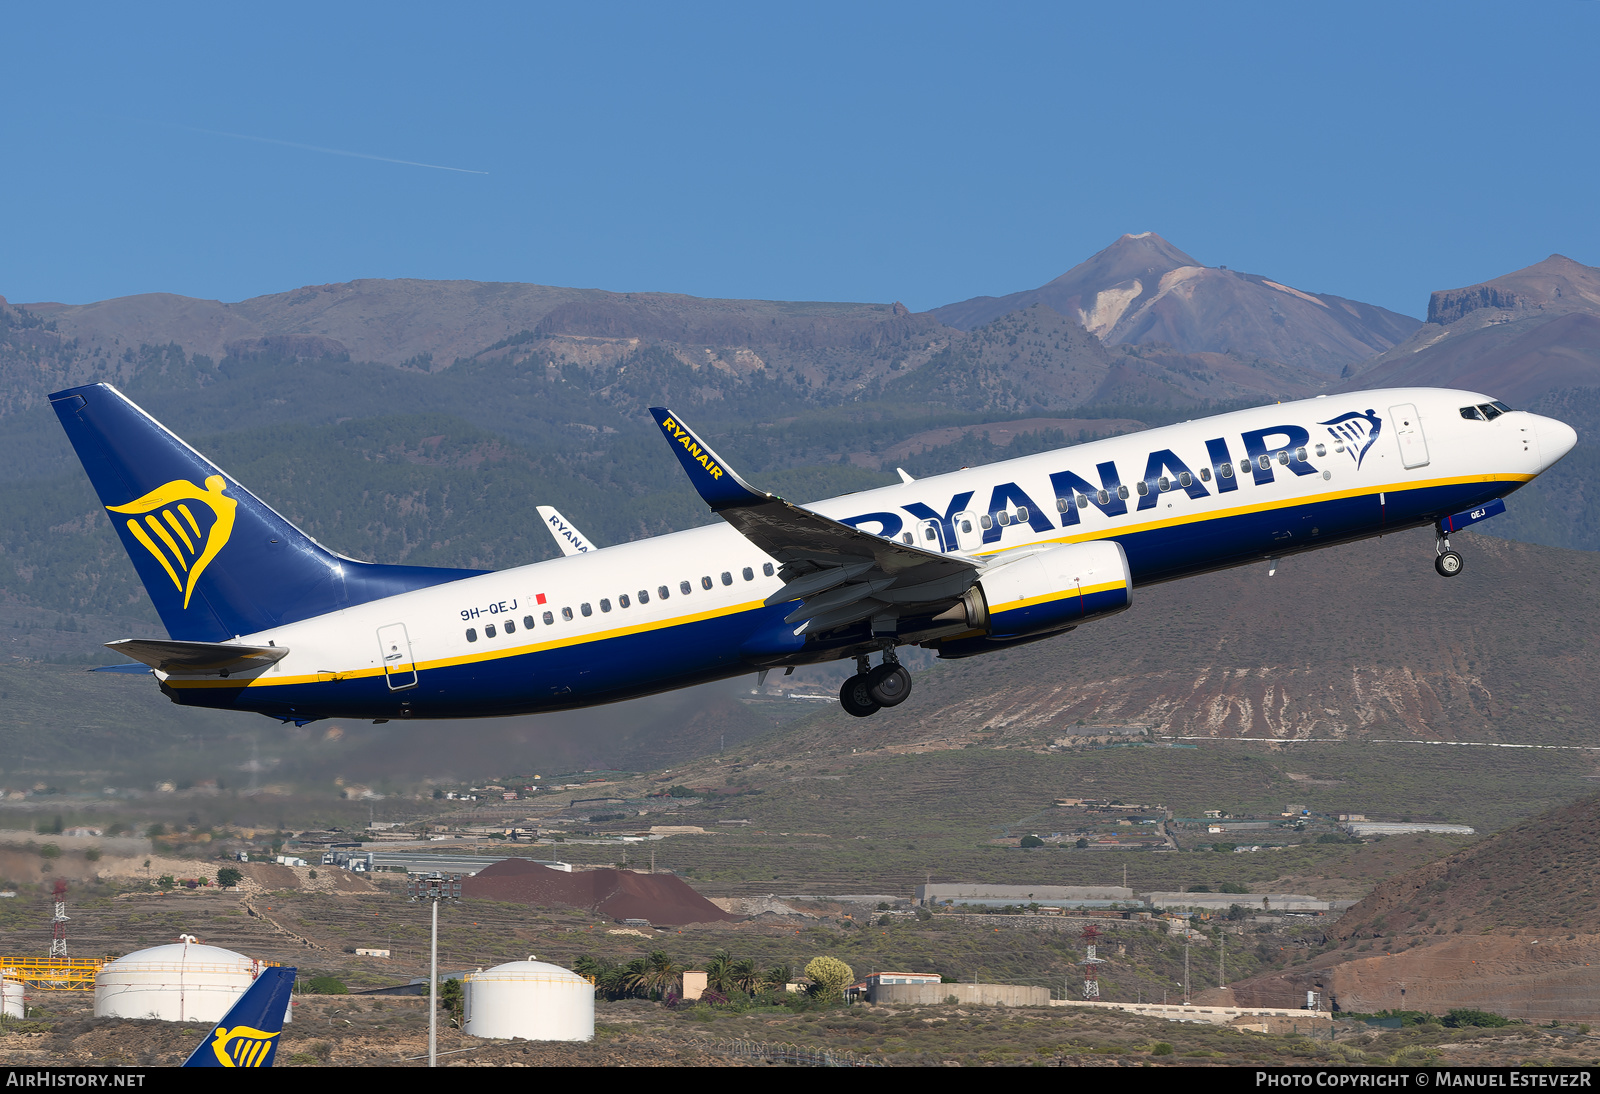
<box><xmin>661</xmin><ymin>418</ymin><xmax>725</xmax><ymax>481</ymax></box>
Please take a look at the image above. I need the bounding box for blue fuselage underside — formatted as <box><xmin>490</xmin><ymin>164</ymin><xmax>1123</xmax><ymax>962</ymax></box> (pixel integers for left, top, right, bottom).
<box><xmin>164</xmin><ymin>478</ymin><xmax>1503</xmax><ymax>721</ymax></box>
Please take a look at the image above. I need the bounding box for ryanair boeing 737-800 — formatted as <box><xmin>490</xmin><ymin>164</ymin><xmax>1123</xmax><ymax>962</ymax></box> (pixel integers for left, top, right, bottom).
<box><xmin>51</xmin><ymin>383</ymin><xmax>1576</xmax><ymax>722</ymax></box>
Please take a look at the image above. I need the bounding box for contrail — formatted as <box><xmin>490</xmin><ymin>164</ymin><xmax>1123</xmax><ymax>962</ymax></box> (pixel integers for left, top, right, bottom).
<box><xmin>151</xmin><ymin>121</ymin><xmax>489</xmax><ymax>175</ymax></box>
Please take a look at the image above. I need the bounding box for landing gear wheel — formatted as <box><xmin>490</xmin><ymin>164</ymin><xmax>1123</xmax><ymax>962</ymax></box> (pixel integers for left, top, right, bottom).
<box><xmin>839</xmin><ymin>674</ymin><xmax>880</xmax><ymax>717</ymax></box>
<box><xmin>866</xmin><ymin>663</ymin><xmax>913</xmax><ymax>707</ymax></box>
<box><xmin>1435</xmin><ymin>550</ymin><xmax>1464</xmax><ymax>577</ymax></box>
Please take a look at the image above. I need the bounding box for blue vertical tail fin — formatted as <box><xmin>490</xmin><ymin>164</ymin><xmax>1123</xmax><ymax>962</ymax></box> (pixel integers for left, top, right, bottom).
<box><xmin>182</xmin><ymin>966</ymin><xmax>297</xmax><ymax>1068</ymax></box>
<box><xmin>51</xmin><ymin>384</ymin><xmax>488</xmax><ymax>642</ymax></box>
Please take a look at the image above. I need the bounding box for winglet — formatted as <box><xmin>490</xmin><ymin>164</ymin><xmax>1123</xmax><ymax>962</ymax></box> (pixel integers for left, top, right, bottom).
<box><xmin>649</xmin><ymin>407</ymin><xmax>771</xmax><ymax>510</ymax></box>
<box><xmin>182</xmin><ymin>965</ymin><xmax>297</xmax><ymax>1067</ymax></box>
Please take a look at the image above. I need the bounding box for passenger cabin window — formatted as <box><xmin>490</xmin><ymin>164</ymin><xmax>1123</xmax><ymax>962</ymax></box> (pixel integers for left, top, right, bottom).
<box><xmin>900</xmin><ymin>532</ymin><xmax>913</xmax><ymax>544</ymax></box>
<box><xmin>1256</xmin><ymin>456</ymin><xmax>1271</xmax><ymax>470</ymax></box>
<box><xmin>1276</xmin><ymin>451</ymin><xmax>1290</xmax><ymax>465</ymax></box>
<box><xmin>1241</xmin><ymin>459</ymin><xmax>1253</xmax><ymax>474</ymax></box>
<box><xmin>980</xmin><ymin>515</ymin><xmax>993</xmax><ymax>529</ymax></box>
<box><xmin>504</xmin><ymin>620</ymin><xmax>515</xmax><ymax>634</ymax></box>
<box><xmin>1135</xmin><ymin>480</ymin><xmax>1150</xmax><ymax>496</ymax></box>
<box><xmin>682</xmin><ymin>580</ymin><xmax>693</xmax><ymax>595</ymax></box>
<box><xmin>702</xmin><ymin>576</ymin><xmax>713</xmax><ymax>590</ymax></box>
<box><xmin>1198</xmin><ymin>468</ymin><xmax>1210</xmax><ymax>482</ymax></box>
<box><xmin>1158</xmin><ymin>476</ymin><xmax>1171</xmax><ymax>492</ymax></box>
<box><xmin>580</xmin><ymin>603</ymin><xmax>592</xmax><ymax>617</ymax></box>
<box><xmin>763</xmin><ymin>563</ymin><xmax>774</xmax><ymax>576</ymax></box>
<box><xmin>544</xmin><ymin>611</ymin><xmax>555</xmax><ymax>625</ymax></box>
<box><xmin>638</xmin><ymin>590</ymin><xmax>648</xmax><ymax>604</ymax></box>
<box><xmin>1056</xmin><ymin>496</ymin><xmax>1069</xmax><ymax>512</ymax></box>
<box><xmin>466</xmin><ymin>628</ymin><xmax>478</xmax><ymax>642</ymax></box>
<box><xmin>1294</xmin><ymin>447</ymin><xmax>1307</xmax><ymax>462</ymax></box>
<box><xmin>659</xmin><ymin>585</ymin><xmax>671</xmax><ymax>599</ymax></box>
<box><xmin>922</xmin><ymin>526</ymin><xmax>937</xmax><ymax>541</ymax></box>
<box><xmin>1116</xmin><ymin>485</ymin><xmax>1130</xmax><ymax>500</ymax></box>
<box><xmin>1219</xmin><ymin>463</ymin><xmax>1233</xmax><ymax>479</ymax></box>
<box><xmin>1179</xmin><ymin>471</ymin><xmax>1192</xmax><ymax>487</ymax></box>
<box><xmin>960</xmin><ymin>518</ymin><xmax>975</xmax><ymax>532</ymax></box>
<box><xmin>1098</xmin><ymin>489</ymin><xmax>1112</xmax><ymax>505</ymax></box>
<box><xmin>1314</xmin><ymin>444</ymin><xmax>1326</xmax><ymax>457</ymax></box>
<box><xmin>562</xmin><ymin>607</ymin><xmax>574</xmax><ymax>621</ymax></box>
<box><xmin>523</xmin><ymin>615</ymin><xmax>535</xmax><ymax>629</ymax></box>
<box><xmin>1016</xmin><ymin>506</ymin><xmax>1029</xmax><ymax>522</ymax></box>
<box><xmin>600</xmin><ymin>599</ymin><xmax>612</xmax><ymax>612</ymax></box>
<box><xmin>996</xmin><ymin>511</ymin><xmax>1011</xmax><ymax>526</ymax></box>
<box><xmin>721</xmin><ymin>571</ymin><xmax>733</xmax><ymax>585</ymax></box>
<box><xmin>742</xmin><ymin>566</ymin><xmax>754</xmax><ymax>580</ymax></box>
<box><xmin>485</xmin><ymin>624</ymin><xmax>497</xmax><ymax>638</ymax></box>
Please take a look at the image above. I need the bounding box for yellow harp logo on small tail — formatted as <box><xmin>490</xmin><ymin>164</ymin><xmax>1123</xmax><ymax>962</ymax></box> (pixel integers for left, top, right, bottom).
<box><xmin>107</xmin><ymin>475</ymin><xmax>238</xmax><ymax>609</ymax></box>
<box><xmin>207</xmin><ymin>1023</ymin><xmax>280</xmax><ymax>1067</ymax></box>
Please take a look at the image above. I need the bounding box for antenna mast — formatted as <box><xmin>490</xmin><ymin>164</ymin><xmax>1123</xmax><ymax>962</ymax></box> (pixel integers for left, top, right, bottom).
<box><xmin>1081</xmin><ymin>923</ymin><xmax>1100</xmax><ymax>999</ymax></box>
<box><xmin>49</xmin><ymin>879</ymin><xmax>69</xmax><ymax>961</ymax></box>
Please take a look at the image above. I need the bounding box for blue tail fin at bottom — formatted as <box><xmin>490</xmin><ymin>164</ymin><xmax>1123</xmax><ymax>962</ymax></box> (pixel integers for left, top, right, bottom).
<box><xmin>51</xmin><ymin>384</ymin><xmax>487</xmax><ymax>642</ymax></box>
<box><xmin>182</xmin><ymin>966</ymin><xmax>297</xmax><ymax>1067</ymax></box>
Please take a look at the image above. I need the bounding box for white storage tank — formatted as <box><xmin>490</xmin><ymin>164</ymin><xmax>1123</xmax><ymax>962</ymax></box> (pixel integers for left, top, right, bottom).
<box><xmin>463</xmin><ymin>957</ymin><xmax>594</xmax><ymax>1042</ymax></box>
<box><xmin>2</xmin><ymin>977</ymin><xmax>23</xmax><ymax>1019</ymax></box>
<box><xmin>94</xmin><ymin>935</ymin><xmax>264</xmax><ymax>1022</ymax></box>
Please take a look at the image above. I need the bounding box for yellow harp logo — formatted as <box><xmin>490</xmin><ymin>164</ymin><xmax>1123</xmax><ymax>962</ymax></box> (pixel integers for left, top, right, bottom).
<box><xmin>208</xmin><ymin>1023</ymin><xmax>280</xmax><ymax>1067</ymax></box>
<box><xmin>107</xmin><ymin>475</ymin><xmax>238</xmax><ymax>609</ymax></box>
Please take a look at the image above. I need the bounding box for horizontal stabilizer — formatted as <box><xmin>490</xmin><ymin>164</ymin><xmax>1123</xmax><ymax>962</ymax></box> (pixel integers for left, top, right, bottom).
<box><xmin>106</xmin><ymin>638</ymin><xmax>289</xmax><ymax>676</ymax></box>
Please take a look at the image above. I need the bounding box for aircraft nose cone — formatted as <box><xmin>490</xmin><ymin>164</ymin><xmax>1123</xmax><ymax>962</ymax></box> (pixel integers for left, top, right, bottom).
<box><xmin>1533</xmin><ymin>415</ymin><xmax>1578</xmax><ymax>467</ymax></box>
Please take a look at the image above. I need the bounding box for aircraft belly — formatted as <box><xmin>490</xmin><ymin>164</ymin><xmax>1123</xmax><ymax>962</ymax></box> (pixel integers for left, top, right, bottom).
<box><xmin>163</xmin><ymin>606</ymin><xmax>772</xmax><ymax>720</ymax></box>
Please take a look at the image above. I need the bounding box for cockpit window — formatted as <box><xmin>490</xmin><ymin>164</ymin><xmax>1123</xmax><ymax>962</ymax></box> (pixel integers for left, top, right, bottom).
<box><xmin>1478</xmin><ymin>403</ymin><xmax>1502</xmax><ymax>421</ymax></box>
<box><xmin>1492</xmin><ymin>401</ymin><xmax>1513</xmax><ymax>414</ymax></box>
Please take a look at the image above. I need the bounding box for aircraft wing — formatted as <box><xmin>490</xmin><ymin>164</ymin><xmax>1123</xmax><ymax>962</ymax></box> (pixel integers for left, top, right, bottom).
<box><xmin>649</xmin><ymin>407</ymin><xmax>978</xmax><ymax>632</ymax></box>
<box><xmin>535</xmin><ymin>505</ymin><xmax>598</xmax><ymax>556</ymax></box>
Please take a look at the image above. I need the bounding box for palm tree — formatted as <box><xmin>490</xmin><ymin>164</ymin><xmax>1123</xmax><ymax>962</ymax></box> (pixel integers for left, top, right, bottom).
<box><xmin>635</xmin><ymin>951</ymin><xmax>684</xmax><ymax>999</ymax></box>
<box><xmin>704</xmin><ymin>950</ymin><xmax>735</xmax><ymax>994</ymax></box>
<box><xmin>732</xmin><ymin>958</ymin><xmax>761</xmax><ymax>996</ymax></box>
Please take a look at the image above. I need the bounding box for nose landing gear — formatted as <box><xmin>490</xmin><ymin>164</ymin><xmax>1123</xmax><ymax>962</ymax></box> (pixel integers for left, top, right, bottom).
<box><xmin>838</xmin><ymin>649</ymin><xmax>914</xmax><ymax>717</ymax></box>
<box><xmin>1435</xmin><ymin>533</ymin><xmax>1464</xmax><ymax>578</ymax></box>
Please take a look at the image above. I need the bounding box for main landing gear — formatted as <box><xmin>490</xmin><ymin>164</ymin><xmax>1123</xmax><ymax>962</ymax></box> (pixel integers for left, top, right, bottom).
<box><xmin>1435</xmin><ymin>533</ymin><xmax>1464</xmax><ymax>578</ymax></box>
<box><xmin>839</xmin><ymin>650</ymin><xmax>913</xmax><ymax>718</ymax></box>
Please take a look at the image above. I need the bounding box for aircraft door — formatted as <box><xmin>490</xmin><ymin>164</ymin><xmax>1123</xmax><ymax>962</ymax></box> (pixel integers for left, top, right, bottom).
<box><xmin>951</xmin><ymin>510</ymin><xmax>983</xmax><ymax>553</ymax></box>
<box><xmin>1390</xmin><ymin>403</ymin><xmax>1430</xmax><ymax>469</ymax></box>
<box><xmin>376</xmin><ymin>623</ymin><xmax>418</xmax><ymax>691</ymax></box>
<box><xmin>915</xmin><ymin>518</ymin><xmax>946</xmax><ymax>552</ymax></box>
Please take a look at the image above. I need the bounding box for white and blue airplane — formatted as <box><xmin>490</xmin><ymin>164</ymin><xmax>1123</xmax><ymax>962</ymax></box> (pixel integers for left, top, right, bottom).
<box><xmin>52</xmin><ymin>383</ymin><xmax>1575</xmax><ymax>721</ymax></box>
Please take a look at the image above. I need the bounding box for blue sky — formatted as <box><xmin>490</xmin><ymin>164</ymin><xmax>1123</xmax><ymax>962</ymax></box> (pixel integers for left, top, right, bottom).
<box><xmin>2</xmin><ymin>3</ymin><xmax>1595</xmax><ymax>316</ymax></box>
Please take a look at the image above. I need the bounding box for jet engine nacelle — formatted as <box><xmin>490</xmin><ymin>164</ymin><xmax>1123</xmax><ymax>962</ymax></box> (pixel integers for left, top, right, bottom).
<box><xmin>927</xmin><ymin>540</ymin><xmax>1131</xmax><ymax>657</ymax></box>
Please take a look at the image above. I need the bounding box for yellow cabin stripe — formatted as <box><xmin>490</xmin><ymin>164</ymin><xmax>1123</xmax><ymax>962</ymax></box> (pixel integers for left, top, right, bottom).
<box><xmin>167</xmin><ymin>597</ymin><xmax>773</xmax><ymax>689</ymax></box>
<box><xmin>166</xmin><ymin>475</ymin><xmax>1524</xmax><ymax>691</ymax></box>
<box><xmin>970</xmin><ymin>473</ymin><xmax>1529</xmax><ymax>560</ymax></box>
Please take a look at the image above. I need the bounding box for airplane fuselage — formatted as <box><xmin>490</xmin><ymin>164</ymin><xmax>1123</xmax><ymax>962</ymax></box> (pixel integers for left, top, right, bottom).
<box><xmin>147</xmin><ymin>387</ymin><xmax>1572</xmax><ymax>722</ymax></box>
